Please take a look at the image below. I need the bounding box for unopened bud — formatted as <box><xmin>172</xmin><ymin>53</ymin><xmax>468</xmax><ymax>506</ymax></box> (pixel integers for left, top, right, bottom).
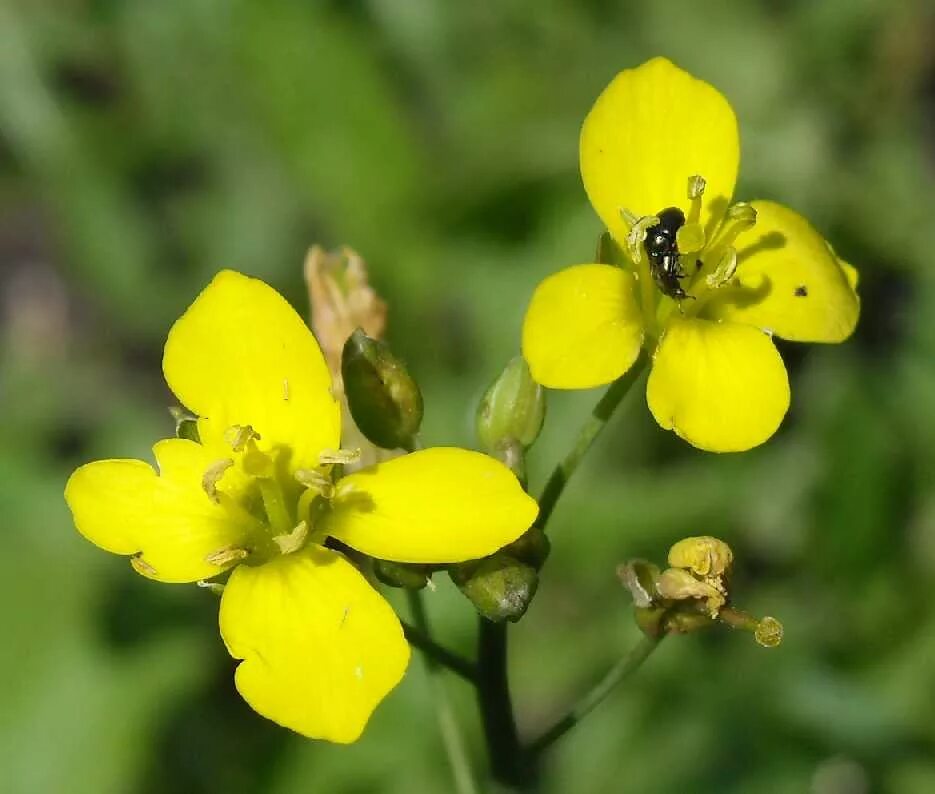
<box><xmin>342</xmin><ymin>329</ymin><xmax>423</xmax><ymax>450</ymax></box>
<box><xmin>476</xmin><ymin>356</ymin><xmax>546</xmax><ymax>454</ymax></box>
<box><xmin>503</xmin><ymin>527</ymin><xmax>550</xmax><ymax>571</ymax></box>
<box><xmin>373</xmin><ymin>560</ymin><xmax>432</xmax><ymax>590</ymax></box>
<box><xmin>450</xmin><ymin>553</ymin><xmax>538</xmax><ymax>623</ymax></box>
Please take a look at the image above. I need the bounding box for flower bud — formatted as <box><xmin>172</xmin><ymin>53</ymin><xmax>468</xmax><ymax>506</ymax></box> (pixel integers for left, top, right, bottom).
<box><xmin>450</xmin><ymin>553</ymin><xmax>538</xmax><ymax>623</ymax></box>
<box><xmin>373</xmin><ymin>559</ymin><xmax>431</xmax><ymax>590</ymax></box>
<box><xmin>341</xmin><ymin>329</ymin><xmax>423</xmax><ymax>451</ymax></box>
<box><xmin>476</xmin><ymin>356</ymin><xmax>546</xmax><ymax>455</ymax></box>
<box><xmin>503</xmin><ymin>526</ymin><xmax>550</xmax><ymax>571</ymax></box>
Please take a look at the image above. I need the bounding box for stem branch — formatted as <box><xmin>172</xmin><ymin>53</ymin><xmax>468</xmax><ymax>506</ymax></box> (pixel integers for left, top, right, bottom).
<box><xmin>526</xmin><ymin>633</ymin><xmax>662</xmax><ymax>757</ymax></box>
<box><xmin>407</xmin><ymin>591</ymin><xmax>479</xmax><ymax>794</ymax></box>
<box><xmin>535</xmin><ymin>356</ymin><xmax>647</xmax><ymax>532</ymax></box>
<box><xmin>401</xmin><ymin>618</ymin><xmax>478</xmax><ymax>683</ymax></box>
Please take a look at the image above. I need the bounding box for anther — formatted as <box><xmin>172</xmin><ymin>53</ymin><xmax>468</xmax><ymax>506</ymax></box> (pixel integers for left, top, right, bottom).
<box><xmin>623</xmin><ymin>214</ymin><xmax>660</xmax><ymax>265</ymax></box>
<box><xmin>130</xmin><ymin>553</ymin><xmax>157</xmax><ymax>577</ymax></box>
<box><xmin>205</xmin><ymin>546</ymin><xmax>250</xmax><ymax>566</ymax></box>
<box><xmin>319</xmin><ymin>448</ymin><xmax>362</xmax><ymax>466</ymax></box>
<box><xmin>294</xmin><ymin>468</ymin><xmax>335</xmax><ymax>499</ymax></box>
<box><xmin>705</xmin><ymin>248</ymin><xmax>739</xmax><ymax>289</ymax></box>
<box><xmin>202</xmin><ymin>459</ymin><xmax>234</xmax><ymax>503</ymax></box>
<box><xmin>272</xmin><ymin>520</ymin><xmax>309</xmax><ymax>555</ymax></box>
<box><xmin>224</xmin><ymin>424</ymin><xmax>260</xmax><ymax>452</ymax></box>
<box><xmin>197</xmin><ymin>579</ymin><xmax>225</xmax><ymax>595</ymax></box>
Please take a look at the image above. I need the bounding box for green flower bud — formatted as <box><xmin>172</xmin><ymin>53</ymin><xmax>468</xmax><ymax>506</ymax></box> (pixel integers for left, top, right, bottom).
<box><xmin>450</xmin><ymin>553</ymin><xmax>538</xmax><ymax>623</ymax></box>
<box><xmin>503</xmin><ymin>526</ymin><xmax>550</xmax><ymax>571</ymax></box>
<box><xmin>341</xmin><ymin>328</ymin><xmax>423</xmax><ymax>450</ymax></box>
<box><xmin>373</xmin><ymin>559</ymin><xmax>431</xmax><ymax>590</ymax></box>
<box><xmin>476</xmin><ymin>356</ymin><xmax>546</xmax><ymax>453</ymax></box>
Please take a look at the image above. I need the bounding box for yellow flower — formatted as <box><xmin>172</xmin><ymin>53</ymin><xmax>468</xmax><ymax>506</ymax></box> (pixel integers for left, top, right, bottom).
<box><xmin>522</xmin><ymin>57</ymin><xmax>859</xmax><ymax>452</ymax></box>
<box><xmin>65</xmin><ymin>270</ymin><xmax>537</xmax><ymax>743</ymax></box>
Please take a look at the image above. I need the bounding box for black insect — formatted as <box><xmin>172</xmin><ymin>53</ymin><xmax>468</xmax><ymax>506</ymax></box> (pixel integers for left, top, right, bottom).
<box><xmin>644</xmin><ymin>206</ymin><xmax>691</xmax><ymax>300</ymax></box>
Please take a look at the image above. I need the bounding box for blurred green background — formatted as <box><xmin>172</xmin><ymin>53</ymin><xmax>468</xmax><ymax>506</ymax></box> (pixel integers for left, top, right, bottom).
<box><xmin>2</xmin><ymin>0</ymin><xmax>934</xmax><ymax>792</ymax></box>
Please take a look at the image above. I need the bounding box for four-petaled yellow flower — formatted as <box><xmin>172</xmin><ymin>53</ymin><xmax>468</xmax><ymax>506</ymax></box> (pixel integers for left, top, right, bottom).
<box><xmin>65</xmin><ymin>271</ymin><xmax>537</xmax><ymax>743</ymax></box>
<box><xmin>522</xmin><ymin>57</ymin><xmax>860</xmax><ymax>452</ymax></box>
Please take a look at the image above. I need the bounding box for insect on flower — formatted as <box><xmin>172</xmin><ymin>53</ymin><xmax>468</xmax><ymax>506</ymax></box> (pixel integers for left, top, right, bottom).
<box><xmin>522</xmin><ymin>58</ymin><xmax>860</xmax><ymax>452</ymax></box>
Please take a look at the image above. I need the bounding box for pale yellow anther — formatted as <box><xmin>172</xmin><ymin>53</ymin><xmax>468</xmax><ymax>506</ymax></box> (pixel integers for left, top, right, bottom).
<box><xmin>224</xmin><ymin>424</ymin><xmax>260</xmax><ymax>452</ymax></box>
<box><xmin>319</xmin><ymin>448</ymin><xmax>362</xmax><ymax>466</ymax></box>
<box><xmin>202</xmin><ymin>458</ymin><xmax>234</xmax><ymax>503</ymax></box>
<box><xmin>624</xmin><ymin>214</ymin><xmax>660</xmax><ymax>265</ymax></box>
<box><xmin>294</xmin><ymin>468</ymin><xmax>335</xmax><ymax>499</ymax></box>
<box><xmin>668</xmin><ymin>536</ymin><xmax>734</xmax><ymax>578</ymax></box>
<box><xmin>272</xmin><ymin>520</ymin><xmax>309</xmax><ymax>555</ymax></box>
<box><xmin>687</xmin><ymin>174</ymin><xmax>706</xmax><ymax>226</ymax></box>
<box><xmin>655</xmin><ymin>567</ymin><xmax>726</xmax><ymax>617</ymax></box>
<box><xmin>197</xmin><ymin>579</ymin><xmax>226</xmax><ymax>595</ymax></box>
<box><xmin>754</xmin><ymin>616</ymin><xmax>784</xmax><ymax>648</ymax></box>
<box><xmin>130</xmin><ymin>553</ymin><xmax>157</xmax><ymax>577</ymax></box>
<box><xmin>205</xmin><ymin>545</ymin><xmax>250</xmax><ymax>567</ymax></box>
<box><xmin>705</xmin><ymin>247</ymin><xmax>739</xmax><ymax>289</ymax></box>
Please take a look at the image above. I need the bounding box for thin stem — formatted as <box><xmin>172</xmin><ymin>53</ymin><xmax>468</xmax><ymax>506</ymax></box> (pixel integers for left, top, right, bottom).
<box><xmin>401</xmin><ymin>618</ymin><xmax>478</xmax><ymax>683</ymax></box>
<box><xmin>535</xmin><ymin>355</ymin><xmax>647</xmax><ymax>532</ymax></box>
<box><xmin>476</xmin><ymin>618</ymin><xmax>533</xmax><ymax>790</ymax></box>
<box><xmin>526</xmin><ymin>633</ymin><xmax>662</xmax><ymax>757</ymax></box>
<box><xmin>407</xmin><ymin>591</ymin><xmax>480</xmax><ymax>794</ymax></box>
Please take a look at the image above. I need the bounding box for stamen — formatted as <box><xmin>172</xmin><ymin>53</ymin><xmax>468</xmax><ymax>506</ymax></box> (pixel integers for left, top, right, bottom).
<box><xmin>319</xmin><ymin>448</ymin><xmax>362</xmax><ymax>466</ymax></box>
<box><xmin>705</xmin><ymin>247</ymin><xmax>739</xmax><ymax>289</ymax></box>
<box><xmin>224</xmin><ymin>424</ymin><xmax>261</xmax><ymax>452</ymax></box>
<box><xmin>202</xmin><ymin>458</ymin><xmax>234</xmax><ymax>503</ymax></box>
<box><xmin>709</xmin><ymin>202</ymin><xmax>757</xmax><ymax>252</ymax></box>
<box><xmin>197</xmin><ymin>579</ymin><xmax>225</xmax><ymax>595</ymax></box>
<box><xmin>295</xmin><ymin>468</ymin><xmax>335</xmax><ymax>499</ymax></box>
<box><xmin>272</xmin><ymin>520</ymin><xmax>309</xmax><ymax>555</ymax></box>
<box><xmin>623</xmin><ymin>214</ymin><xmax>660</xmax><ymax>266</ymax></box>
<box><xmin>130</xmin><ymin>553</ymin><xmax>157</xmax><ymax>577</ymax></box>
<box><xmin>205</xmin><ymin>546</ymin><xmax>250</xmax><ymax>566</ymax></box>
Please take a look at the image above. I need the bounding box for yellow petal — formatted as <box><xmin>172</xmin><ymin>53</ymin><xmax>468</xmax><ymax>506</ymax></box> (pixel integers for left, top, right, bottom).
<box><xmin>323</xmin><ymin>448</ymin><xmax>538</xmax><ymax>564</ymax></box>
<box><xmin>581</xmin><ymin>57</ymin><xmax>739</xmax><ymax>244</ymax></box>
<box><xmin>646</xmin><ymin>318</ymin><xmax>790</xmax><ymax>453</ymax></box>
<box><xmin>521</xmin><ymin>264</ymin><xmax>644</xmax><ymax>390</ymax></box>
<box><xmin>704</xmin><ymin>201</ymin><xmax>860</xmax><ymax>342</ymax></box>
<box><xmin>64</xmin><ymin>439</ymin><xmax>261</xmax><ymax>583</ymax></box>
<box><xmin>219</xmin><ymin>545</ymin><xmax>409</xmax><ymax>743</ymax></box>
<box><xmin>163</xmin><ymin>270</ymin><xmax>341</xmax><ymax>472</ymax></box>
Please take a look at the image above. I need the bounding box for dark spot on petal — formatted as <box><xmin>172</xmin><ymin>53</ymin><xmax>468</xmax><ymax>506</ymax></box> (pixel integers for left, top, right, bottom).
<box><xmin>695</xmin><ymin>259</ymin><xmax>702</xmax><ymax>271</ymax></box>
<box><xmin>795</xmin><ymin>285</ymin><xmax>808</xmax><ymax>297</ymax></box>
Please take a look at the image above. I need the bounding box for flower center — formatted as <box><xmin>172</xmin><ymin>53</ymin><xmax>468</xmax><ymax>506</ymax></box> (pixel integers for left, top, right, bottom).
<box><xmin>199</xmin><ymin>424</ymin><xmax>359</xmax><ymax>570</ymax></box>
<box><xmin>619</xmin><ymin>174</ymin><xmax>757</xmax><ymax>335</ymax></box>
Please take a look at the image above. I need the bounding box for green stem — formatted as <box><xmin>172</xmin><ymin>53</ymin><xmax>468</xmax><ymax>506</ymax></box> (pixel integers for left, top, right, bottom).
<box><xmin>476</xmin><ymin>618</ymin><xmax>533</xmax><ymax>790</ymax></box>
<box><xmin>525</xmin><ymin>633</ymin><xmax>662</xmax><ymax>757</ymax></box>
<box><xmin>401</xmin><ymin>619</ymin><xmax>478</xmax><ymax>683</ymax></box>
<box><xmin>535</xmin><ymin>355</ymin><xmax>647</xmax><ymax>532</ymax></box>
<box><xmin>407</xmin><ymin>591</ymin><xmax>480</xmax><ymax>794</ymax></box>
